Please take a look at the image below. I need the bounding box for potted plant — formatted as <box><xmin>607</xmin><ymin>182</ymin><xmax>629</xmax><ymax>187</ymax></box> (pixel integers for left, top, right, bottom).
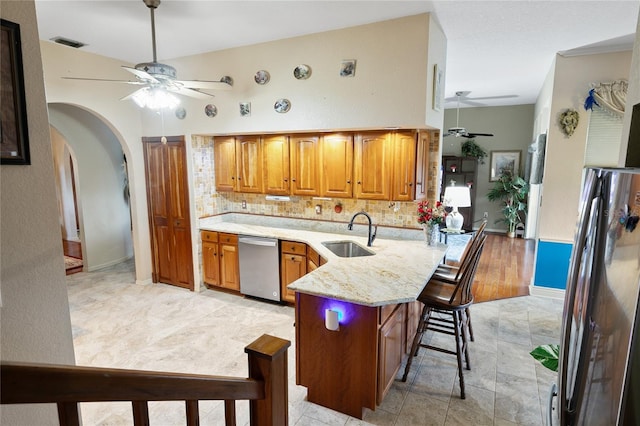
<box><xmin>486</xmin><ymin>170</ymin><xmax>529</xmax><ymax>237</ymax></box>
<box><xmin>461</xmin><ymin>139</ymin><xmax>488</xmax><ymax>164</ymax></box>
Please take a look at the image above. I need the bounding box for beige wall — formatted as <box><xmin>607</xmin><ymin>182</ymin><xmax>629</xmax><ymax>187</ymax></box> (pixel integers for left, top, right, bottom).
<box><xmin>140</xmin><ymin>14</ymin><xmax>446</xmax><ymax>136</ymax></box>
<box><xmin>538</xmin><ymin>50</ymin><xmax>632</xmax><ymax>242</ymax></box>
<box><xmin>0</xmin><ymin>2</ymin><xmax>76</xmax><ymax>424</ymax></box>
<box><xmin>443</xmin><ymin>104</ymin><xmax>535</xmax><ymax>231</ymax></box>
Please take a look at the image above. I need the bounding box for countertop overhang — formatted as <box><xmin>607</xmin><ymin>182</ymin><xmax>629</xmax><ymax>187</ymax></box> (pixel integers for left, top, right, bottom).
<box><xmin>199</xmin><ymin>217</ymin><xmax>447</xmax><ymax>307</ymax></box>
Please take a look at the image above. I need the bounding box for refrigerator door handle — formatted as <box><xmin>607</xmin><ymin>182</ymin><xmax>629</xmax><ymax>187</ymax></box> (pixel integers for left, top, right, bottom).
<box><xmin>547</xmin><ymin>382</ymin><xmax>558</xmax><ymax>426</ymax></box>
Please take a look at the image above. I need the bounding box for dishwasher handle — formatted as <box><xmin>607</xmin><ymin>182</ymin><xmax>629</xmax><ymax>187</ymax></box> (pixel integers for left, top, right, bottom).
<box><xmin>239</xmin><ymin>237</ymin><xmax>278</xmax><ymax>247</ymax></box>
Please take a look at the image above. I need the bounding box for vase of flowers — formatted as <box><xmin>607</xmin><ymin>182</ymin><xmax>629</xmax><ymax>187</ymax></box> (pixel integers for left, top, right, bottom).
<box><xmin>417</xmin><ymin>200</ymin><xmax>446</xmax><ymax>245</ymax></box>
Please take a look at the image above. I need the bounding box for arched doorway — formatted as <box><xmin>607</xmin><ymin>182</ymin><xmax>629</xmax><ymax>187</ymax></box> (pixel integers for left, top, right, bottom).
<box><xmin>49</xmin><ymin>104</ymin><xmax>134</xmax><ymax>273</ymax></box>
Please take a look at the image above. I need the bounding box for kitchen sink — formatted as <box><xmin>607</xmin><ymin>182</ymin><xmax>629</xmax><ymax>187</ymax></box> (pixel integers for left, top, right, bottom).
<box><xmin>321</xmin><ymin>240</ymin><xmax>375</xmax><ymax>258</ymax></box>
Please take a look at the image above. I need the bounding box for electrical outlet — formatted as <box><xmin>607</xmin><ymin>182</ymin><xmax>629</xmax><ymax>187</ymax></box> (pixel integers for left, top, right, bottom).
<box><xmin>242</xmin><ymin>200</ymin><xmax>247</xmax><ymax>209</ymax></box>
<box><xmin>483</xmin><ymin>211</ymin><xmax>488</xmax><ymax>219</ymax></box>
<box><xmin>315</xmin><ymin>204</ymin><xmax>322</xmax><ymax>215</ymax></box>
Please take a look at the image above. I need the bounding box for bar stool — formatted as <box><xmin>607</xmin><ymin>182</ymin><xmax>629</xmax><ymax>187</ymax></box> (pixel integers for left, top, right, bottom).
<box><xmin>401</xmin><ymin>234</ymin><xmax>486</xmax><ymax>399</ymax></box>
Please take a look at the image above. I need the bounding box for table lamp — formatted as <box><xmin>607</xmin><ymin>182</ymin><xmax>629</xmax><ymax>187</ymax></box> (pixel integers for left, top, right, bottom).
<box><xmin>444</xmin><ymin>186</ymin><xmax>471</xmax><ymax>230</ymax></box>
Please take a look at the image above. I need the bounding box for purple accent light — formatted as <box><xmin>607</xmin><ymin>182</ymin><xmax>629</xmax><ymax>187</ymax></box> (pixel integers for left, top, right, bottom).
<box><xmin>322</xmin><ymin>300</ymin><xmax>352</xmax><ymax>325</ymax></box>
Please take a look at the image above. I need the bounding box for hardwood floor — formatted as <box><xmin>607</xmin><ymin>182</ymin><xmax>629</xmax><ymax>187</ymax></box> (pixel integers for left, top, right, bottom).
<box><xmin>472</xmin><ymin>232</ymin><xmax>535</xmax><ymax>303</ymax></box>
<box><xmin>62</xmin><ymin>239</ymin><xmax>82</xmax><ymax>259</ymax></box>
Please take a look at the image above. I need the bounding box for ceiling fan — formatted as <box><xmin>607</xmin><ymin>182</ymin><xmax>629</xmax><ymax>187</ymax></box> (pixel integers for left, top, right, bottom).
<box><xmin>63</xmin><ymin>0</ymin><xmax>231</xmax><ymax>108</ymax></box>
<box><xmin>444</xmin><ymin>91</ymin><xmax>494</xmax><ymax>138</ymax></box>
<box><xmin>444</xmin><ymin>90</ymin><xmax>518</xmax><ymax>107</ymax></box>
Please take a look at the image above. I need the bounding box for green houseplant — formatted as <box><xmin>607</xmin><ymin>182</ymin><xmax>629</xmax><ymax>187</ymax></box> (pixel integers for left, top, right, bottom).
<box><xmin>487</xmin><ymin>170</ymin><xmax>529</xmax><ymax>237</ymax></box>
<box><xmin>461</xmin><ymin>139</ymin><xmax>488</xmax><ymax>164</ymax></box>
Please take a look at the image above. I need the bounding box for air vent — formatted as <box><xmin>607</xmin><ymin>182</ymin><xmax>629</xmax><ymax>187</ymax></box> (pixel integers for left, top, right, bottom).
<box><xmin>50</xmin><ymin>36</ymin><xmax>85</xmax><ymax>49</ymax></box>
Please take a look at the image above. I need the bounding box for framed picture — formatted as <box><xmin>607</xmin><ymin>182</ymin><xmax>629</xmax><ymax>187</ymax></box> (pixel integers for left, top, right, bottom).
<box><xmin>1</xmin><ymin>19</ymin><xmax>30</xmax><ymax>165</ymax></box>
<box><xmin>490</xmin><ymin>150</ymin><xmax>521</xmax><ymax>181</ymax></box>
<box><xmin>433</xmin><ymin>64</ymin><xmax>444</xmax><ymax>111</ymax></box>
<box><xmin>339</xmin><ymin>60</ymin><xmax>356</xmax><ymax>77</ymax></box>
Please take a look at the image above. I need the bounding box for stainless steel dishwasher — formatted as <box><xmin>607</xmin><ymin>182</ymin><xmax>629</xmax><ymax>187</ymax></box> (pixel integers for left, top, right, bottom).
<box><xmin>238</xmin><ymin>235</ymin><xmax>281</xmax><ymax>302</ymax></box>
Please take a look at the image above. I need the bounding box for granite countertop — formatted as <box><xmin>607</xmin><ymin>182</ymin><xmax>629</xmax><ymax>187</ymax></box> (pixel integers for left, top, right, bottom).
<box><xmin>199</xmin><ymin>215</ymin><xmax>447</xmax><ymax>307</ymax></box>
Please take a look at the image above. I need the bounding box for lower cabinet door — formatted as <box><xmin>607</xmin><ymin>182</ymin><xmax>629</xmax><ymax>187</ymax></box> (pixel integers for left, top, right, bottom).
<box><xmin>281</xmin><ymin>253</ymin><xmax>306</xmax><ymax>303</ymax></box>
<box><xmin>219</xmin><ymin>242</ymin><xmax>239</xmax><ymax>290</ymax></box>
<box><xmin>377</xmin><ymin>304</ymin><xmax>405</xmax><ymax>404</ymax></box>
<box><xmin>202</xmin><ymin>240</ymin><xmax>219</xmax><ymax>286</ymax></box>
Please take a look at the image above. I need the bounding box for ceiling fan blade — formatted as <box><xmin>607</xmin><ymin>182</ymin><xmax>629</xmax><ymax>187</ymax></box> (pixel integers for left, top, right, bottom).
<box><xmin>62</xmin><ymin>76</ymin><xmax>146</xmax><ymax>85</ymax></box>
<box><xmin>177</xmin><ymin>80</ymin><xmax>232</xmax><ymax>90</ymax></box>
<box><xmin>120</xmin><ymin>87</ymin><xmax>147</xmax><ymax>101</ymax></box>
<box><xmin>466</xmin><ymin>132</ymin><xmax>494</xmax><ymax>137</ymax></box>
<box><xmin>465</xmin><ymin>95</ymin><xmax>518</xmax><ymax>101</ymax></box>
<box><xmin>122</xmin><ymin>66</ymin><xmax>160</xmax><ymax>83</ymax></box>
<box><xmin>170</xmin><ymin>86</ymin><xmax>215</xmax><ymax>99</ymax></box>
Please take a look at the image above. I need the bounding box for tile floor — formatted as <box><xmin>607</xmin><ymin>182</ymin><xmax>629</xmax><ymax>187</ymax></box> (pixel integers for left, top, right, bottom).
<box><xmin>66</xmin><ymin>259</ymin><xmax>564</xmax><ymax>425</ymax></box>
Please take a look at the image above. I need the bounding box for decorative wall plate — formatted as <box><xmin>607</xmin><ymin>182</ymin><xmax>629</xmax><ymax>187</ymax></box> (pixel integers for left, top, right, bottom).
<box><xmin>175</xmin><ymin>107</ymin><xmax>186</xmax><ymax>119</ymax></box>
<box><xmin>240</xmin><ymin>102</ymin><xmax>251</xmax><ymax>117</ymax></box>
<box><xmin>294</xmin><ymin>64</ymin><xmax>311</xmax><ymax>80</ymax></box>
<box><xmin>254</xmin><ymin>70</ymin><xmax>270</xmax><ymax>85</ymax></box>
<box><xmin>205</xmin><ymin>104</ymin><xmax>217</xmax><ymax>118</ymax></box>
<box><xmin>274</xmin><ymin>98</ymin><xmax>291</xmax><ymax>113</ymax></box>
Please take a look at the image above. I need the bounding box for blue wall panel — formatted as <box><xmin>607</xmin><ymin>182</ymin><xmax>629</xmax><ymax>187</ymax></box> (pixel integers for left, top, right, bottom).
<box><xmin>534</xmin><ymin>240</ymin><xmax>573</xmax><ymax>290</ymax></box>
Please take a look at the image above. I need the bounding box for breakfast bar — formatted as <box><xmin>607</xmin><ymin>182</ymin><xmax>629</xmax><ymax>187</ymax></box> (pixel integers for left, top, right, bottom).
<box><xmin>199</xmin><ymin>216</ymin><xmax>447</xmax><ymax>418</ymax></box>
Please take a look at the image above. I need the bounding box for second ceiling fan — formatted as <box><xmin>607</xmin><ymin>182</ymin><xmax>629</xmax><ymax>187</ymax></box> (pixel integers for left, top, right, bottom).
<box><xmin>444</xmin><ymin>91</ymin><xmax>495</xmax><ymax>138</ymax></box>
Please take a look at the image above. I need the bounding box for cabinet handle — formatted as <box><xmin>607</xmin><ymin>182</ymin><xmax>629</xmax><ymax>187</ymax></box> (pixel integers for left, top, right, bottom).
<box><xmin>357</xmin><ymin>181</ymin><xmax>361</xmax><ymax>185</ymax></box>
<box><xmin>347</xmin><ymin>180</ymin><xmax>351</xmax><ymax>184</ymax></box>
<box><xmin>292</xmin><ymin>178</ymin><xmax>296</xmax><ymax>182</ymax></box>
<box><xmin>416</xmin><ymin>181</ymin><xmax>422</xmax><ymax>185</ymax></box>
<box><xmin>231</xmin><ymin>176</ymin><xmax>235</xmax><ymax>180</ymax></box>
<box><xmin>284</xmin><ymin>178</ymin><xmax>288</xmax><ymax>182</ymax></box>
<box><xmin>409</xmin><ymin>182</ymin><xmax>413</xmax><ymax>187</ymax></box>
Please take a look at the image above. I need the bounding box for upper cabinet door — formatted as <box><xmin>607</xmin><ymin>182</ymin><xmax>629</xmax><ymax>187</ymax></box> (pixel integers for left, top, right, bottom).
<box><xmin>214</xmin><ymin>137</ymin><xmax>237</xmax><ymax>192</ymax></box>
<box><xmin>391</xmin><ymin>131</ymin><xmax>417</xmax><ymax>201</ymax></box>
<box><xmin>414</xmin><ymin>130</ymin><xmax>431</xmax><ymax>201</ymax></box>
<box><xmin>263</xmin><ymin>135</ymin><xmax>290</xmax><ymax>195</ymax></box>
<box><xmin>321</xmin><ymin>133</ymin><xmax>353</xmax><ymax>198</ymax></box>
<box><xmin>354</xmin><ymin>132</ymin><xmax>391</xmax><ymax>200</ymax></box>
<box><xmin>235</xmin><ymin>136</ymin><xmax>263</xmax><ymax>193</ymax></box>
<box><xmin>290</xmin><ymin>135</ymin><xmax>320</xmax><ymax>196</ymax></box>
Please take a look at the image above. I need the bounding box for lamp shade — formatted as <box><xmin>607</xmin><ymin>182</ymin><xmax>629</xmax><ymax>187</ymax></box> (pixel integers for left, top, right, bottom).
<box><xmin>444</xmin><ymin>186</ymin><xmax>471</xmax><ymax>208</ymax></box>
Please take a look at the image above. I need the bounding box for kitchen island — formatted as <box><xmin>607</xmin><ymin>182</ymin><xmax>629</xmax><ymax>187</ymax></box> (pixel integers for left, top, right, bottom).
<box><xmin>199</xmin><ymin>215</ymin><xmax>447</xmax><ymax>418</ymax></box>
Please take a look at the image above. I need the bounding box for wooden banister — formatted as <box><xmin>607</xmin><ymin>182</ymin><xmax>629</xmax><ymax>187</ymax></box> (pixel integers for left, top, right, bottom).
<box><xmin>1</xmin><ymin>334</ymin><xmax>290</xmax><ymax>426</ymax></box>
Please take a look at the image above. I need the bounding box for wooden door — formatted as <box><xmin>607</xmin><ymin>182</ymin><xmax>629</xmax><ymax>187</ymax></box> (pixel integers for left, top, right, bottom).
<box><xmin>377</xmin><ymin>304</ymin><xmax>405</xmax><ymax>404</ymax></box>
<box><xmin>321</xmin><ymin>133</ymin><xmax>353</xmax><ymax>198</ymax></box>
<box><xmin>218</xmin><ymin>233</ymin><xmax>239</xmax><ymax>290</ymax></box>
<box><xmin>202</xmin><ymin>239</ymin><xmax>220</xmax><ymax>286</ymax></box>
<box><xmin>263</xmin><ymin>135</ymin><xmax>290</xmax><ymax>195</ymax></box>
<box><xmin>354</xmin><ymin>132</ymin><xmax>391</xmax><ymax>200</ymax></box>
<box><xmin>414</xmin><ymin>130</ymin><xmax>430</xmax><ymax>200</ymax></box>
<box><xmin>214</xmin><ymin>136</ymin><xmax>237</xmax><ymax>192</ymax></box>
<box><xmin>143</xmin><ymin>136</ymin><xmax>194</xmax><ymax>290</ymax></box>
<box><xmin>290</xmin><ymin>135</ymin><xmax>320</xmax><ymax>196</ymax></box>
<box><xmin>236</xmin><ymin>136</ymin><xmax>263</xmax><ymax>193</ymax></box>
<box><xmin>281</xmin><ymin>253</ymin><xmax>306</xmax><ymax>303</ymax></box>
<box><xmin>391</xmin><ymin>131</ymin><xmax>417</xmax><ymax>201</ymax></box>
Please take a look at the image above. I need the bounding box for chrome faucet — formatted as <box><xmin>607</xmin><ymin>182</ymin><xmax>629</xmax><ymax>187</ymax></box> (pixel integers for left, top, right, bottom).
<box><xmin>348</xmin><ymin>211</ymin><xmax>377</xmax><ymax>247</ymax></box>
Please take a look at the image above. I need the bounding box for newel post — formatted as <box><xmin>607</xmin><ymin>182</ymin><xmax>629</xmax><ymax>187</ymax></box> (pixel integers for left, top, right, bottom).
<box><xmin>245</xmin><ymin>334</ymin><xmax>291</xmax><ymax>426</ymax></box>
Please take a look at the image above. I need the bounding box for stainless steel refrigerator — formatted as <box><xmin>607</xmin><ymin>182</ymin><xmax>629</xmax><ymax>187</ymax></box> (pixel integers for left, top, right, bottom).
<box><xmin>551</xmin><ymin>167</ymin><xmax>640</xmax><ymax>425</ymax></box>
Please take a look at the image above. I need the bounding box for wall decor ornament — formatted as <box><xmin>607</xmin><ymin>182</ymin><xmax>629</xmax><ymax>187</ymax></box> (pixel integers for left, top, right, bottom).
<box><xmin>1</xmin><ymin>19</ymin><xmax>30</xmax><ymax>165</ymax></box>
<box><xmin>239</xmin><ymin>102</ymin><xmax>251</xmax><ymax>117</ymax></box>
<box><xmin>294</xmin><ymin>64</ymin><xmax>311</xmax><ymax>80</ymax></box>
<box><xmin>274</xmin><ymin>98</ymin><xmax>291</xmax><ymax>113</ymax></box>
<box><xmin>174</xmin><ymin>107</ymin><xmax>186</xmax><ymax>119</ymax></box>
<box><xmin>254</xmin><ymin>70</ymin><xmax>270</xmax><ymax>85</ymax></box>
<box><xmin>559</xmin><ymin>108</ymin><xmax>579</xmax><ymax>137</ymax></box>
<box><xmin>204</xmin><ymin>104</ymin><xmax>217</xmax><ymax>118</ymax></box>
<box><xmin>339</xmin><ymin>60</ymin><xmax>357</xmax><ymax>77</ymax></box>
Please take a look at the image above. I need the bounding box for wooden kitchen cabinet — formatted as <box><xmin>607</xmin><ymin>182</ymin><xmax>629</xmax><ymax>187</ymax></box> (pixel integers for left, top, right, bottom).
<box><xmin>263</xmin><ymin>135</ymin><xmax>290</xmax><ymax>195</ymax></box>
<box><xmin>202</xmin><ymin>231</ymin><xmax>239</xmax><ymax>291</ymax></box>
<box><xmin>391</xmin><ymin>131</ymin><xmax>418</xmax><ymax>201</ymax></box>
<box><xmin>377</xmin><ymin>304</ymin><xmax>406</xmax><ymax>404</ymax></box>
<box><xmin>214</xmin><ymin>137</ymin><xmax>237</xmax><ymax>192</ymax></box>
<box><xmin>306</xmin><ymin>245</ymin><xmax>326</xmax><ymax>272</ymax></box>
<box><xmin>320</xmin><ymin>133</ymin><xmax>353</xmax><ymax>198</ymax></box>
<box><xmin>280</xmin><ymin>241</ymin><xmax>307</xmax><ymax>303</ymax></box>
<box><xmin>201</xmin><ymin>231</ymin><xmax>220</xmax><ymax>285</ymax></box>
<box><xmin>235</xmin><ymin>136</ymin><xmax>263</xmax><ymax>193</ymax></box>
<box><xmin>354</xmin><ymin>131</ymin><xmax>391</xmax><ymax>200</ymax></box>
<box><xmin>290</xmin><ymin>135</ymin><xmax>321</xmax><ymax>196</ymax></box>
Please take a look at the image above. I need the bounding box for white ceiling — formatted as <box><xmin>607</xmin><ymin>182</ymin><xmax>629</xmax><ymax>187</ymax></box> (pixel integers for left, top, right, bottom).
<box><xmin>34</xmin><ymin>0</ymin><xmax>639</xmax><ymax>108</ymax></box>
